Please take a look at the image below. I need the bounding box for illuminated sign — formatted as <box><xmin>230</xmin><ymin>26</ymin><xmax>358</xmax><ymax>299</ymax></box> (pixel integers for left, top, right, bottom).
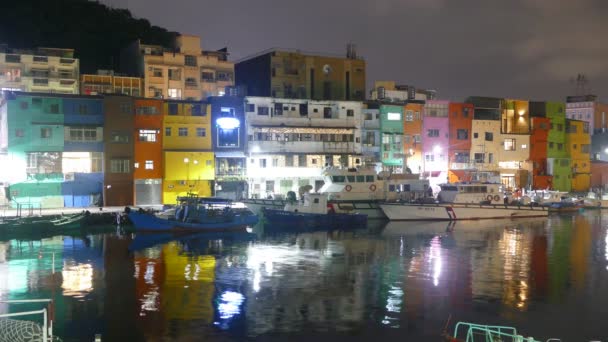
<box><xmin>217</xmin><ymin>117</ymin><xmax>240</xmax><ymax>129</ymax></box>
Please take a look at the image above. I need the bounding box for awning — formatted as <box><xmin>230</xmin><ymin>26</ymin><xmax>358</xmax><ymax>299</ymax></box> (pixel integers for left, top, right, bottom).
<box><xmin>214</xmin><ymin>151</ymin><xmax>246</xmax><ymax>158</ymax></box>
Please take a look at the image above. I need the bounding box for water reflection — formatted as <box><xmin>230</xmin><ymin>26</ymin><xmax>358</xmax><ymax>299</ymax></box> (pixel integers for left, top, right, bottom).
<box><xmin>0</xmin><ymin>213</ymin><xmax>607</xmax><ymax>340</ymax></box>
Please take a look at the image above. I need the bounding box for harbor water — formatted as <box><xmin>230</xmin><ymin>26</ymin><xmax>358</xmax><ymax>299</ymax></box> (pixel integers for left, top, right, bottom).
<box><xmin>1</xmin><ymin>212</ymin><xmax>607</xmax><ymax>341</ymax></box>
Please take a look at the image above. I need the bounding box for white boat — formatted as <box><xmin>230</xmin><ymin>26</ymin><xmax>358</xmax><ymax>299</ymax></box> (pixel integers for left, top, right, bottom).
<box><xmin>380</xmin><ymin>182</ymin><xmax>549</xmax><ymax>221</ymax></box>
<box><xmin>242</xmin><ymin>166</ymin><xmax>432</xmax><ymax>219</ymax></box>
<box><xmin>581</xmin><ymin>192</ymin><xmax>606</xmax><ymax>209</ymax></box>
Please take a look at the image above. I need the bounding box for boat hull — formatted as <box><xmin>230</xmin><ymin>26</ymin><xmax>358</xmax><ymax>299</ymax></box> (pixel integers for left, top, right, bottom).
<box><xmin>262</xmin><ymin>208</ymin><xmax>367</xmax><ymax>228</ymax></box>
<box><xmin>379</xmin><ymin>203</ymin><xmax>549</xmax><ymax>221</ymax></box>
<box><xmin>128</xmin><ymin>211</ymin><xmax>259</xmax><ymax>232</ymax></box>
<box><xmin>243</xmin><ymin>199</ymin><xmax>387</xmax><ymax>219</ymax></box>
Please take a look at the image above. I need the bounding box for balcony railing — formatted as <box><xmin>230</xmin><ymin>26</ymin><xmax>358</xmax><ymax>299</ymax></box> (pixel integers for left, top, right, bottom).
<box><xmin>215</xmin><ymin>169</ymin><xmax>246</xmax><ymax>179</ymax></box>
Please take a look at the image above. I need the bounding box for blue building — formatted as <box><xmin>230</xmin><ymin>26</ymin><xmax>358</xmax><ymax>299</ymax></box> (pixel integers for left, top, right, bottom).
<box><xmin>208</xmin><ymin>96</ymin><xmax>248</xmax><ymax>200</ymax></box>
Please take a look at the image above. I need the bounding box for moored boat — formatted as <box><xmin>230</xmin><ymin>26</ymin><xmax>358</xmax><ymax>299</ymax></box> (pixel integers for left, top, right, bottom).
<box><xmin>380</xmin><ymin>182</ymin><xmax>549</xmax><ymax>221</ymax></box>
<box><xmin>243</xmin><ymin>166</ymin><xmax>431</xmax><ymax>219</ymax></box>
<box><xmin>261</xmin><ymin>191</ymin><xmax>367</xmax><ymax>228</ymax></box>
<box><xmin>128</xmin><ymin>194</ymin><xmax>259</xmax><ymax>232</ymax></box>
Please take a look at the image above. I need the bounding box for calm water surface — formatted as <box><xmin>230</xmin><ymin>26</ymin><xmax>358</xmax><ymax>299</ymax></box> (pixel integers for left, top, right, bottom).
<box><xmin>1</xmin><ymin>212</ymin><xmax>608</xmax><ymax>341</ymax></box>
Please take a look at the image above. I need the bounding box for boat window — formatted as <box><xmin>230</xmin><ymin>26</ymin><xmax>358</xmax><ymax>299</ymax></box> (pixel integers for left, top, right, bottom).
<box><xmin>332</xmin><ymin>176</ymin><xmax>345</xmax><ymax>183</ymax></box>
<box><xmin>366</xmin><ymin>175</ymin><xmax>375</xmax><ymax>182</ymax></box>
<box><xmin>402</xmin><ymin>184</ymin><xmax>411</xmax><ymax>191</ymax></box>
<box><xmin>356</xmin><ymin>175</ymin><xmax>365</xmax><ymax>182</ymax></box>
<box><xmin>442</xmin><ymin>185</ymin><xmax>458</xmax><ymax>191</ymax></box>
<box><xmin>347</xmin><ymin>175</ymin><xmax>356</xmax><ymax>182</ymax></box>
<box><xmin>314</xmin><ymin>198</ymin><xmax>319</xmax><ymax>203</ymax></box>
<box><xmin>389</xmin><ymin>185</ymin><xmax>395</xmax><ymax>192</ymax></box>
<box><xmin>480</xmin><ymin>186</ymin><xmax>487</xmax><ymax>193</ymax></box>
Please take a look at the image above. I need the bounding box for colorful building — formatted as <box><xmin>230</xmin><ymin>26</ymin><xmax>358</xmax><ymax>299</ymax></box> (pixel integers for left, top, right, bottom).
<box><xmin>529</xmin><ymin>101</ymin><xmax>552</xmax><ymax>189</ymax></box>
<box><xmin>546</xmin><ymin>102</ymin><xmax>571</xmax><ymax>191</ymax></box>
<box><xmin>566</xmin><ymin>119</ymin><xmax>591</xmax><ymax>192</ymax></box>
<box><xmin>209</xmin><ymin>96</ymin><xmax>248</xmax><ymax>200</ymax></box>
<box><xmin>103</xmin><ymin>95</ymin><xmax>135</xmax><ymax>206</ymax></box>
<box><xmin>61</xmin><ymin>96</ymin><xmax>104</xmax><ymax>207</ymax></box>
<box><xmin>2</xmin><ymin>93</ymin><xmax>65</xmax><ymax>207</ymax></box>
<box><xmin>121</xmin><ymin>35</ymin><xmax>233</xmax><ymax>100</ymax></box>
<box><xmin>134</xmin><ymin>98</ymin><xmax>163</xmax><ymax>205</ymax></box>
<box><xmin>422</xmin><ymin>100</ymin><xmax>449</xmax><ymax>187</ymax></box>
<box><xmin>447</xmin><ymin>102</ymin><xmax>473</xmax><ymax>183</ymax></box>
<box><xmin>378</xmin><ymin>104</ymin><xmax>404</xmax><ymax>171</ymax></box>
<box><xmin>0</xmin><ymin>45</ymin><xmax>79</xmax><ymax>94</ymax></box>
<box><xmin>161</xmin><ymin>100</ymin><xmax>214</xmax><ymax>204</ymax></box>
<box><xmin>403</xmin><ymin>102</ymin><xmax>424</xmax><ymax>174</ymax></box>
<box><xmin>0</xmin><ymin>92</ymin><xmax>105</xmax><ymax>208</ymax></box>
<box><xmin>235</xmin><ymin>47</ymin><xmax>366</xmax><ymax>101</ymax></box>
<box><xmin>498</xmin><ymin>99</ymin><xmax>531</xmax><ymax>190</ymax></box>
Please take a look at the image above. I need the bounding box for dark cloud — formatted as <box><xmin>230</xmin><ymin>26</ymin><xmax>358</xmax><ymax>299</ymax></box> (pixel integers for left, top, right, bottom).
<box><xmin>101</xmin><ymin>0</ymin><xmax>608</xmax><ymax>102</ymax></box>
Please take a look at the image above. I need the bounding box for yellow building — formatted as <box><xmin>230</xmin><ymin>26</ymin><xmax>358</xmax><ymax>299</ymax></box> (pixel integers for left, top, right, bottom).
<box><xmin>121</xmin><ymin>35</ymin><xmax>234</xmax><ymax>100</ymax></box>
<box><xmin>0</xmin><ymin>45</ymin><xmax>79</xmax><ymax>94</ymax></box>
<box><xmin>162</xmin><ymin>100</ymin><xmax>214</xmax><ymax>203</ymax></box>
<box><xmin>566</xmin><ymin>119</ymin><xmax>591</xmax><ymax>191</ymax></box>
<box><xmin>81</xmin><ymin>70</ymin><xmax>142</xmax><ymax>96</ymax></box>
<box><xmin>235</xmin><ymin>47</ymin><xmax>365</xmax><ymax>101</ymax></box>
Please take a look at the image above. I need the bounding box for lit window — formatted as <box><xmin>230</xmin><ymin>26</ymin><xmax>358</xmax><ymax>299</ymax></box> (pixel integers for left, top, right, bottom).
<box><xmin>168</xmin><ymin>88</ymin><xmax>182</xmax><ymax>99</ymax></box>
<box><xmin>521</xmin><ymin>144</ymin><xmax>527</xmax><ymax>149</ymax></box>
<box><xmin>387</xmin><ymin>112</ymin><xmax>401</xmax><ymax>121</ymax></box>
<box><xmin>504</xmin><ymin>139</ymin><xmax>516</xmax><ymax>151</ymax></box>
<box><xmin>145</xmin><ymin>160</ymin><xmax>154</xmax><ymax>170</ymax></box>
<box><xmin>138</xmin><ymin>129</ymin><xmax>157</xmax><ymax>142</ymax></box>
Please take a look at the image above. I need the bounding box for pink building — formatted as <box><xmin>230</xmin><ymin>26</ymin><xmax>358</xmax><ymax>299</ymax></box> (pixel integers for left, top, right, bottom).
<box><xmin>422</xmin><ymin>100</ymin><xmax>450</xmax><ymax>189</ymax></box>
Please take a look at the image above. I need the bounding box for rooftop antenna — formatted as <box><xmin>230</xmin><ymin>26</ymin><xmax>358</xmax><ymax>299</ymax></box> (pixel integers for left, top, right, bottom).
<box><xmin>570</xmin><ymin>73</ymin><xmax>590</xmax><ymax>95</ymax></box>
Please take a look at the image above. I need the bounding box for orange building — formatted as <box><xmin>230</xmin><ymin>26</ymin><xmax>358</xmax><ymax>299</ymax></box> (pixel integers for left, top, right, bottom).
<box><xmin>530</xmin><ymin>117</ymin><xmax>552</xmax><ymax>189</ymax></box>
<box><xmin>403</xmin><ymin>102</ymin><xmax>424</xmax><ymax>173</ymax></box>
<box><xmin>134</xmin><ymin>98</ymin><xmax>164</xmax><ymax>205</ymax></box>
<box><xmin>448</xmin><ymin>102</ymin><xmax>474</xmax><ymax>183</ymax></box>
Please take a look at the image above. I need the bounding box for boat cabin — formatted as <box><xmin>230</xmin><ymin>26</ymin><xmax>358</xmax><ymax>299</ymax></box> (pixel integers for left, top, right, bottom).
<box><xmin>437</xmin><ymin>183</ymin><xmax>504</xmax><ymax>204</ymax></box>
<box><xmin>318</xmin><ymin>166</ymin><xmax>430</xmax><ymax>201</ymax></box>
<box><xmin>284</xmin><ymin>192</ymin><xmax>328</xmax><ymax>214</ymax></box>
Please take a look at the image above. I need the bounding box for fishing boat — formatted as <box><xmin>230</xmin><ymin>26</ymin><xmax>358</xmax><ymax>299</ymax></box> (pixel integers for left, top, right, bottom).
<box><xmin>128</xmin><ymin>194</ymin><xmax>259</xmax><ymax>232</ymax></box>
<box><xmin>243</xmin><ymin>166</ymin><xmax>431</xmax><ymax>219</ymax></box>
<box><xmin>262</xmin><ymin>191</ymin><xmax>367</xmax><ymax>228</ymax></box>
<box><xmin>50</xmin><ymin>211</ymin><xmax>89</xmax><ymax>229</ymax></box>
<box><xmin>380</xmin><ymin>182</ymin><xmax>549</xmax><ymax>221</ymax></box>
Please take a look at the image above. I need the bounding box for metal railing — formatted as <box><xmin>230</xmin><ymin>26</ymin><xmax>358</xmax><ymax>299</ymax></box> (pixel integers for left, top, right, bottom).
<box><xmin>0</xmin><ymin>299</ymin><xmax>54</xmax><ymax>342</ymax></box>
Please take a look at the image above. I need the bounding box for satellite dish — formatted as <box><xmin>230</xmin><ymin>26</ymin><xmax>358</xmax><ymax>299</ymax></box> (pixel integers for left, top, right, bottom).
<box><xmin>323</xmin><ymin>64</ymin><xmax>332</xmax><ymax>75</ymax></box>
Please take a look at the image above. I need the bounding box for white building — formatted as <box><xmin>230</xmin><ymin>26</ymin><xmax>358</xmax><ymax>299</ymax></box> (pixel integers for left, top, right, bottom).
<box><xmin>245</xmin><ymin>97</ymin><xmax>363</xmax><ymax>198</ymax></box>
<box><xmin>0</xmin><ymin>45</ymin><xmax>79</xmax><ymax>94</ymax></box>
<box><xmin>361</xmin><ymin>108</ymin><xmax>381</xmax><ymax>165</ymax></box>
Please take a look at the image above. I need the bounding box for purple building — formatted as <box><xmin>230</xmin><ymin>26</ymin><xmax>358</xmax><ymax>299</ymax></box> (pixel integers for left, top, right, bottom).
<box><xmin>422</xmin><ymin>100</ymin><xmax>450</xmax><ymax>190</ymax></box>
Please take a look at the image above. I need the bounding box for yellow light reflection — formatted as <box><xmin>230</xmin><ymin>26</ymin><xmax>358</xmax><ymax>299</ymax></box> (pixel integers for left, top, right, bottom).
<box><xmin>62</xmin><ymin>262</ymin><xmax>93</xmax><ymax>297</ymax></box>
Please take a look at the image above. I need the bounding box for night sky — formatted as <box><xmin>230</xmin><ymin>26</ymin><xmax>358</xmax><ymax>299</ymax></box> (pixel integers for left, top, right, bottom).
<box><xmin>101</xmin><ymin>0</ymin><xmax>608</xmax><ymax>102</ymax></box>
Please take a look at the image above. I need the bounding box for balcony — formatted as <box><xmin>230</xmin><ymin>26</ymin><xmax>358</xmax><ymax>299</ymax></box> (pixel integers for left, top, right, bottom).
<box><xmin>215</xmin><ymin>169</ymin><xmax>246</xmax><ymax>180</ymax></box>
<box><xmin>449</xmin><ymin>162</ymin><xmax>478</xmax><ymax>170</ymax></box>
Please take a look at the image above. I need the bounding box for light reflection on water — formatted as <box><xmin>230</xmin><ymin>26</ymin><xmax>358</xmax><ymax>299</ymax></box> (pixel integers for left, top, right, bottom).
<box><xmin>0</xmin><ymin>213</ymin><xmax>607</xmax><ymax>341</ymax></box>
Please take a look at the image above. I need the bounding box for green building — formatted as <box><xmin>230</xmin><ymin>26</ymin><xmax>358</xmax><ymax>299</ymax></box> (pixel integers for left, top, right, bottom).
<box><xmin>379</xmin><ymin>105</ymin><xmax>404</xmax><ymax>168</ymax></box>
